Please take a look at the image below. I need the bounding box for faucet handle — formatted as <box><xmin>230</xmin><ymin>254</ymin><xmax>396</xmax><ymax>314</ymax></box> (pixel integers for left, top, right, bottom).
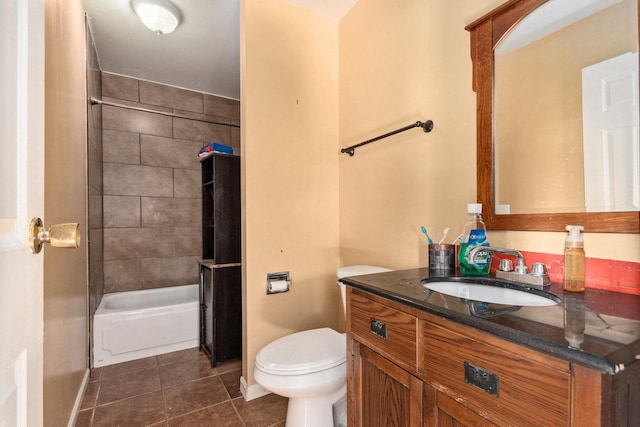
<box><xmin>531</xmin><ymin>262</ymin><xmax>548</xmax><ymax>276</ymax></box>
<box><xmin>498</xmin><ymin>258</ymin><xmax>513</xmax><ymax>272</ymax></box>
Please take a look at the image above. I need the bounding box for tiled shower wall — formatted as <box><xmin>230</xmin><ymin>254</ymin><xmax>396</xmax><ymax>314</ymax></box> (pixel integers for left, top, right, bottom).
<box><xmin>101</xmin><ymin>72</ymin><xmax>240</xmax><ymax>293</ymax></box>
<box><xmin>86</xmin><ymin>23</ymin><xmax>103</xmax><ymax>317</ymax></box>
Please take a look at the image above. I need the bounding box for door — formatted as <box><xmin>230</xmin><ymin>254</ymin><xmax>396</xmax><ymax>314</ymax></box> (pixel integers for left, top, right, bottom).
<box><xmin>0</xmin><ymin>0</ymin><xmax>45</xmax><ymax>426</ymax></box>
<box><xmin>582</xmin><ymin>52</ymin><xmax>639</xmax><ymax>212</ymax></box>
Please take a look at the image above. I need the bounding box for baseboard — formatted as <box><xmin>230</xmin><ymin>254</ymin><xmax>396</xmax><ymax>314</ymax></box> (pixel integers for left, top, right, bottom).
<box><xmin>67</xmin><ymin>368</ymin><xmax>90</xmax><ymax>427</ymax></box>
<box><xmin>240</xmin><ymin>375</ymin><xmax>271</xmax><ymax>401</ymax></box>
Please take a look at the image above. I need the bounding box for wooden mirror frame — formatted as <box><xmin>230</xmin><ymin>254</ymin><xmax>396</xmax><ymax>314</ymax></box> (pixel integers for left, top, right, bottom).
<box><xmin>465</xmin><ymin>0</ymin><xmax>640</xmax><ymax>233</ymax></box>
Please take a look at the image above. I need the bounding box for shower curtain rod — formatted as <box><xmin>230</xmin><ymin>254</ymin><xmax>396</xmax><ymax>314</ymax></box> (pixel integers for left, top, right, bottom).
<box><xmin>89</xmin><ymin>96</ymin><xmax>241</xmax><ymax>128</ymax></box>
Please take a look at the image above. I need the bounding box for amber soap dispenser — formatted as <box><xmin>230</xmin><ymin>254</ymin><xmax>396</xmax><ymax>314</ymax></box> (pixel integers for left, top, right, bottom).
<box><xmin>564</xmin><ymin>225</ymin><xmax>585</xmax><ymax>292</ymax></box>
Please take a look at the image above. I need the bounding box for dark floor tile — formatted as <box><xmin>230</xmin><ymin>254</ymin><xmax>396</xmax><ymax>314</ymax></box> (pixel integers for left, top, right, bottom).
<box><xmin>163</xmin><ymin>376</ymin><xmax>230</xmax><ymax>418</ymax></box>
<box><xmin>74</xmin><ymin>408</ymin><xmax>93</xmax><ymax>427</ymax></box>
<box><xmin>80</xmin><ymin>381</ymin><xmax>100</xmax><ymax>410</ymax></box>
<box><xmin>219</xmin><ymin>369</ymin><xmax>242</xmax><ymax>399</ymax></box>
<box><xmin>101</xmin><ymin>355</ymin><xmax>158</xmax><ymax>379</ymax></box>
<box><xmin>231</xmin><ymin>394</ymin><xmax>288</xmax><ymax>427</ymax></box>
<box><xmin>97</xmin><ymin>366</ymin><xmax>161</xmax><ymax>405</ymax></box>
<box><xmin>90</xmin><ymin>367</ymin><xmax>104</xmax><ymax>382</ymax></box>
<box><xmin>93</xmin><ymin>391</ymin><xmax>166</xmax><ymax>427</ymax></box>
<box><xmin>167</xmin><ymin>401</ymin><xmax>243</xmax><ymax>426</ymax></box>
<box><xmin>215</xmin><ymin>358</ymin><xmax>241</xmax><ymax>374</ymax></box>
<box><xmin>157</xmin><ymin>347</ymin><xmax>201</xmax><ymax>366</ymax></box>
<box><xmin>159</xmin><ymin>355</ymin><xmax>216</xmax><ymax>389</ymax></box>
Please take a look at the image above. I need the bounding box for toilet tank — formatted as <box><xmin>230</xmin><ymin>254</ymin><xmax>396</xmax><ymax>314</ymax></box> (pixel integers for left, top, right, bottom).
<box><xmin>336</xmin><ymin>265</ymin><xmax>392</xmax><ymax>316</ymax></box>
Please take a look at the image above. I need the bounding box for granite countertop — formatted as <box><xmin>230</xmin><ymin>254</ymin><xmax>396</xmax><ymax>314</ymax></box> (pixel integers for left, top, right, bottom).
<box><xmin>341</xmin><ymin>268</ymin><xmax>640</xmax><ymax>374</ymax></box>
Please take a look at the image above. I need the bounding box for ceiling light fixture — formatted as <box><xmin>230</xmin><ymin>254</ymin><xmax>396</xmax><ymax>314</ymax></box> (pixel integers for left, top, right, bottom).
<box><xmin>131</xmin><ymin>0</ymin><xmax>182</xmax><ymax>35</ymax></box>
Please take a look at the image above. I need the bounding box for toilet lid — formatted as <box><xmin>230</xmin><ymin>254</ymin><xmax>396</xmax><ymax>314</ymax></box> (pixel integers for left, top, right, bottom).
<box><xmin>255</xmin><ymin>328</ymin><xmax>346</xmax><ymax>375</ymax></box>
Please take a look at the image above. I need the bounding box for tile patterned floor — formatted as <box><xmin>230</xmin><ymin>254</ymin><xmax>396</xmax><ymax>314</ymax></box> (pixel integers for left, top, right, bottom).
<box><xmin>75</xmin><ymin>348</ymin><xmax>287</xmax><ymax>427</ymax></box>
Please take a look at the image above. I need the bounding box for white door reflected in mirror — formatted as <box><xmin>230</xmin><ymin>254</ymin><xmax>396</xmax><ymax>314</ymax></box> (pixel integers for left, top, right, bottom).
<box><xmin>582</xmin><ymin>52</ymin><xmax>639</xmax><ymax>212</ymax></box>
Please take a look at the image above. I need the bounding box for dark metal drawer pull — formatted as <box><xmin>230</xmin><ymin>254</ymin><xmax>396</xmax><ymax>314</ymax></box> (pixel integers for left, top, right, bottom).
<box><xmin>464</xmin><ymin>362</ymin><xmax>499</xmax><ymax>397</ymax></box>
<box><xmin>370</xmin><ymin>318</ymin><xmax>387</xmax><ymax>339</ymax></box>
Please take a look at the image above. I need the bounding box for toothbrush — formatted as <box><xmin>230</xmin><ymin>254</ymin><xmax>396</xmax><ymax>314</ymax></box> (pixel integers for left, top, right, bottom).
<box><xmin>452</xmin><ymin>233</ymin><xmax>465</xmax><ymax>245</ymax></box>
<box><xmin>438</xmin><ymin>227</ymin><xmax>450</xmax><ymax>244</ymax></box>
<box><xmin>420</xmin><ymin>226</ymin><xmax>434</xmax><ymax>244</ymax></box>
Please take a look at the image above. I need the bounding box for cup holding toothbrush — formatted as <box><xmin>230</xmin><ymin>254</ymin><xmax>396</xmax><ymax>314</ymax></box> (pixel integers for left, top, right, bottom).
<box><xmin>429</xmin><ymin>243</ymin><xmax>455</xmax><ymax>274</ymax></box>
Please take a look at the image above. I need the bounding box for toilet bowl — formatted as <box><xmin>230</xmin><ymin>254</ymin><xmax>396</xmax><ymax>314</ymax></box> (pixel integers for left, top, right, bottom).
<box><xmin>253</xmin><ymin>265</ymin><xmax>391</xmax><ymax>427</ymax></box>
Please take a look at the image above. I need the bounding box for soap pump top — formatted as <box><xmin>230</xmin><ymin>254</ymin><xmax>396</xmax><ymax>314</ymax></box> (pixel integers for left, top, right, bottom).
<box><xmin>565</xmin><ymin>225</ymin><xmax>584</xmax><ymax>248</ymax></box>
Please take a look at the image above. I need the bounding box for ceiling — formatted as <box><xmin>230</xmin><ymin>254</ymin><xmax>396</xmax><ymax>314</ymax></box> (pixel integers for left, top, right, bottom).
<box><xmin>83</xmin><ymin>0</ymin><xmax>358</xmax><ymax>101</ymax></box>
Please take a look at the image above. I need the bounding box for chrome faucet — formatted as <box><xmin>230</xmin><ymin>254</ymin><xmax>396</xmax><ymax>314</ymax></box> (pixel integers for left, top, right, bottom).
<box><xmin>468</xmin><ymin>246</ymin><xmax>550</xmax><ymax>289</ymax></box>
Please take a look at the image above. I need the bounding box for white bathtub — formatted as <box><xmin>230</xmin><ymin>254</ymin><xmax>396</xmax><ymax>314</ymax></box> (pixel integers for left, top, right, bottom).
<box><xmin>93</xmin><ymin>284</ymin><xmax>199</xmax><ymax>367</ymax></box>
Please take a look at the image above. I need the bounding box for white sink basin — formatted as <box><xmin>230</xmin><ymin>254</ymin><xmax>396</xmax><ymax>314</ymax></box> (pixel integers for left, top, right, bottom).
<box><xmin>424</xmin><ymin>281</ymin><xmax>558</xmax><ymax>307</ymax></box>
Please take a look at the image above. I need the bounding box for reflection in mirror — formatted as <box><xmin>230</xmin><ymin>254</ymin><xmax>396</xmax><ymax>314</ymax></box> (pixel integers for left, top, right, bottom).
<box><xmin>466</xmin><ymin>0</ymin><xmax>640</xmax><ymax>232</ymax></box>
<box><xmin>494</xmin><ymin>0</ymin><xmax>639</xmax><ymax>215</ymax></box>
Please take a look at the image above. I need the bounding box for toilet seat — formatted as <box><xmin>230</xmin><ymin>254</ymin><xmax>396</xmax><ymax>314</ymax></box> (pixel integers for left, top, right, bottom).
<box><xmin>255</xmin><ymin>328</ymin><xmax>346</xmax><ymax>376</ymax></box>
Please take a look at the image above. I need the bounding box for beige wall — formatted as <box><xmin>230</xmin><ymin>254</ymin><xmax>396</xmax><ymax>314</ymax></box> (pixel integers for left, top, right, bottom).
<box><xmin>44</xmin><ymin>0</ymin><xmax>89</xmax><ymax>424</ymax></box>
<box><xmin>340</xmin><ymin>0</ymin><xmax>502</xmax><ymax>269</ymax></box>
<box><xmin>241</xmin><ymin>0</ymin><xmax>340</xmax><ymax>387</ymax></box>
<box><xmin>100</xmin><ymin>72</ymin><xmax>240</xmax><ymax>293</ymax></box>
<box><xmin>240</xmin><ymin>0</ymin><xmax>639</xmax><ymax>392</ymax></box>
<box><xmin>338</xmin><ymin>0</ymin><xmax>640</xmax><ymax>269</ymax></box>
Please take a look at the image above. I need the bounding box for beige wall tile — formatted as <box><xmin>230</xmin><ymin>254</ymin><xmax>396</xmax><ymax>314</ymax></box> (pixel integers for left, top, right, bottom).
<box><xmin>172</xmin><ymin>117</ymin><xmax>231</xmax><ymax>145</ymax></box>
<box><xmin>104</xmin><ymin>195</ymin><xmax>141</xmax><ymax>228</ymax></box>
<box><xmin>103</xmin><ymin>259</ymin><xmax>142</xmax><ymax>292</ymax></box>
<box><xmin>203</xmin><ymin>95</ymin><xmax>240</xmax><ymax>120</ymax></box>
<box><xmin>174</xmin><ymin>227</ymin><xmax>201</xmax><ymax>257</ymax></box>
<box><xmin>99</xmin><ymin>76</ymin><xmax>239</xmax><ymax>292</ymax></box>
<box><xmin>88</xmin><ymin>153</ymin><xmax>103</xmax><ymax>194</ymax></box>
<box><xmin>102</xmin><ymin>72</ymin><xmax>139</xmax><ymax>102</ymax></box>
<box><xmin>140</xmin><ymin>256</ymin><xmax>201</xmax><ymax>288</ymax></box>
<box><xmin>104</xmin><ymin>163</ymin><xmax>174</xmax><ymax>197</ymax></box>
<box><xmin>139</xmin><ymin>80</ymin><xmax>203</xmax><ymax>113</ymax></box>
<box><xmin>174</xmin><ymin>169</ymin><xmax>200</xmax><ymax>199</ymax></box>
<box><xmin>141</xmin><ymin>197</ymin><xmax>200</xmax><ymax>227</ymax></box>
<box><xmin>88</xmin><ymin>193</ymin><xmax>103</xmax><ymax>230</ymax></box>
<box><xmin>231</xmin><ymin>126</ymin><xmax>240</xmax><ymax>154</ymax></box>
<box><xmin>104</xmin><ymin>227</ymin><xmax>175</xmax><ymax>261</ymax></box>
<box><xmin>103</xmin><ymin>129</ymin><xmax>140</xmax><ymax>164</ymax></box>
<box><xmin>103</xmin><ymin>105</ymin><xmax>172</xmax><ymax>137</ymax></box>
<box><xmin>88</xmin><ymin>228</ymin><xmax>103</xmax><ymax>263</ymax></box>
<box><xmin>140</xmin><ymin>135</ymin><xmax>201</xmax><ymax>170</ymax></box>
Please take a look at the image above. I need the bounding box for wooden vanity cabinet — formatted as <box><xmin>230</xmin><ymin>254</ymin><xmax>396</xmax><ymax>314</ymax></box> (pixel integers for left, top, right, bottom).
<box><xmin>420</xmin><ymin>316</ymin><xmax>571</xmax><ymax>426</ymax></box>
<box><xmin>348</xmin><ymin>290</ymin><xmax>422</xmax><ymax>426</ymax></box>
<box><xmin>346</xmin><ymin>287</ymin><xmax>636</xmax><ymax>426</ymax></box>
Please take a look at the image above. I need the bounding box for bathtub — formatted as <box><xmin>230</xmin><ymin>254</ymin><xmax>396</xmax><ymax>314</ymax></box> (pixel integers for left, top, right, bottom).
<box><xmin>93</xmin><ymin>284</ymin><xmax>199</xmax><ymax>367</ymax></box>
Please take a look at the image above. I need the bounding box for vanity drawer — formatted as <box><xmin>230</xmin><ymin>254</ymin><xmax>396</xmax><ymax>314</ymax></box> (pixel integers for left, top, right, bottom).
<box><xmin>419</xmin><ymin>320</ymin><xmax>571</xmax><ymax>426</ymax></box>
<box><xmin>350</xmin><ymin>290</ymin><xmax>417</xmax><ymax>369</ymax></box>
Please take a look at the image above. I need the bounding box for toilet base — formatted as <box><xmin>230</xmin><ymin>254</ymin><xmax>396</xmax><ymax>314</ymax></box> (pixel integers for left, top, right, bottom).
<box><xmin>286</xmin><ymin>383</ymin><xmax>346</xmax><ymax>427</ymax></box>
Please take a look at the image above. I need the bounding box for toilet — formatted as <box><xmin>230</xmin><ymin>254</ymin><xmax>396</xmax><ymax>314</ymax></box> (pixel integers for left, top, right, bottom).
<box><xmin>254</xmin><ymin>265</ymin><xmax>391</xmax><ymax>427</ymax></box>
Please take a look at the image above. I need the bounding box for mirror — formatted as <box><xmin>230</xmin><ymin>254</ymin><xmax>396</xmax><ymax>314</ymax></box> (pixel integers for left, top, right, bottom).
<box><xmin>466</xmin><ymin>0</ymin><xmax>640</xmax><ymax>233</ymax></box>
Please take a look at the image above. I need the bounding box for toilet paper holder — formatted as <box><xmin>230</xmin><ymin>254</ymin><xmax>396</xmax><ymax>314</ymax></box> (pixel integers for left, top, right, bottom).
<box><xmin>266</xmin><ymin>271</ymin><xmax>291</xmax><ymax>295</ymax></box>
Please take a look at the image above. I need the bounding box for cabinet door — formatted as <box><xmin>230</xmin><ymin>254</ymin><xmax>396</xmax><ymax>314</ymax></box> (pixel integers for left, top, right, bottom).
<box><xmin>424</xmin><ymin>386</ymin><xmax>497</xmax><ymax>427</ymax></box>
<box><xmin>351</xmin><ymin>341</ymin><xmax>423</xmax><ymax>427</ymax></box>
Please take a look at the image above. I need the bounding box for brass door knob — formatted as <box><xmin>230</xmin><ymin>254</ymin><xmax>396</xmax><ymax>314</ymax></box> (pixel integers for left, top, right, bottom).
<box><xmin>29</xmin><ymin>217</ymin><xmax>80</xmax><ymax>254</ymax></box>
